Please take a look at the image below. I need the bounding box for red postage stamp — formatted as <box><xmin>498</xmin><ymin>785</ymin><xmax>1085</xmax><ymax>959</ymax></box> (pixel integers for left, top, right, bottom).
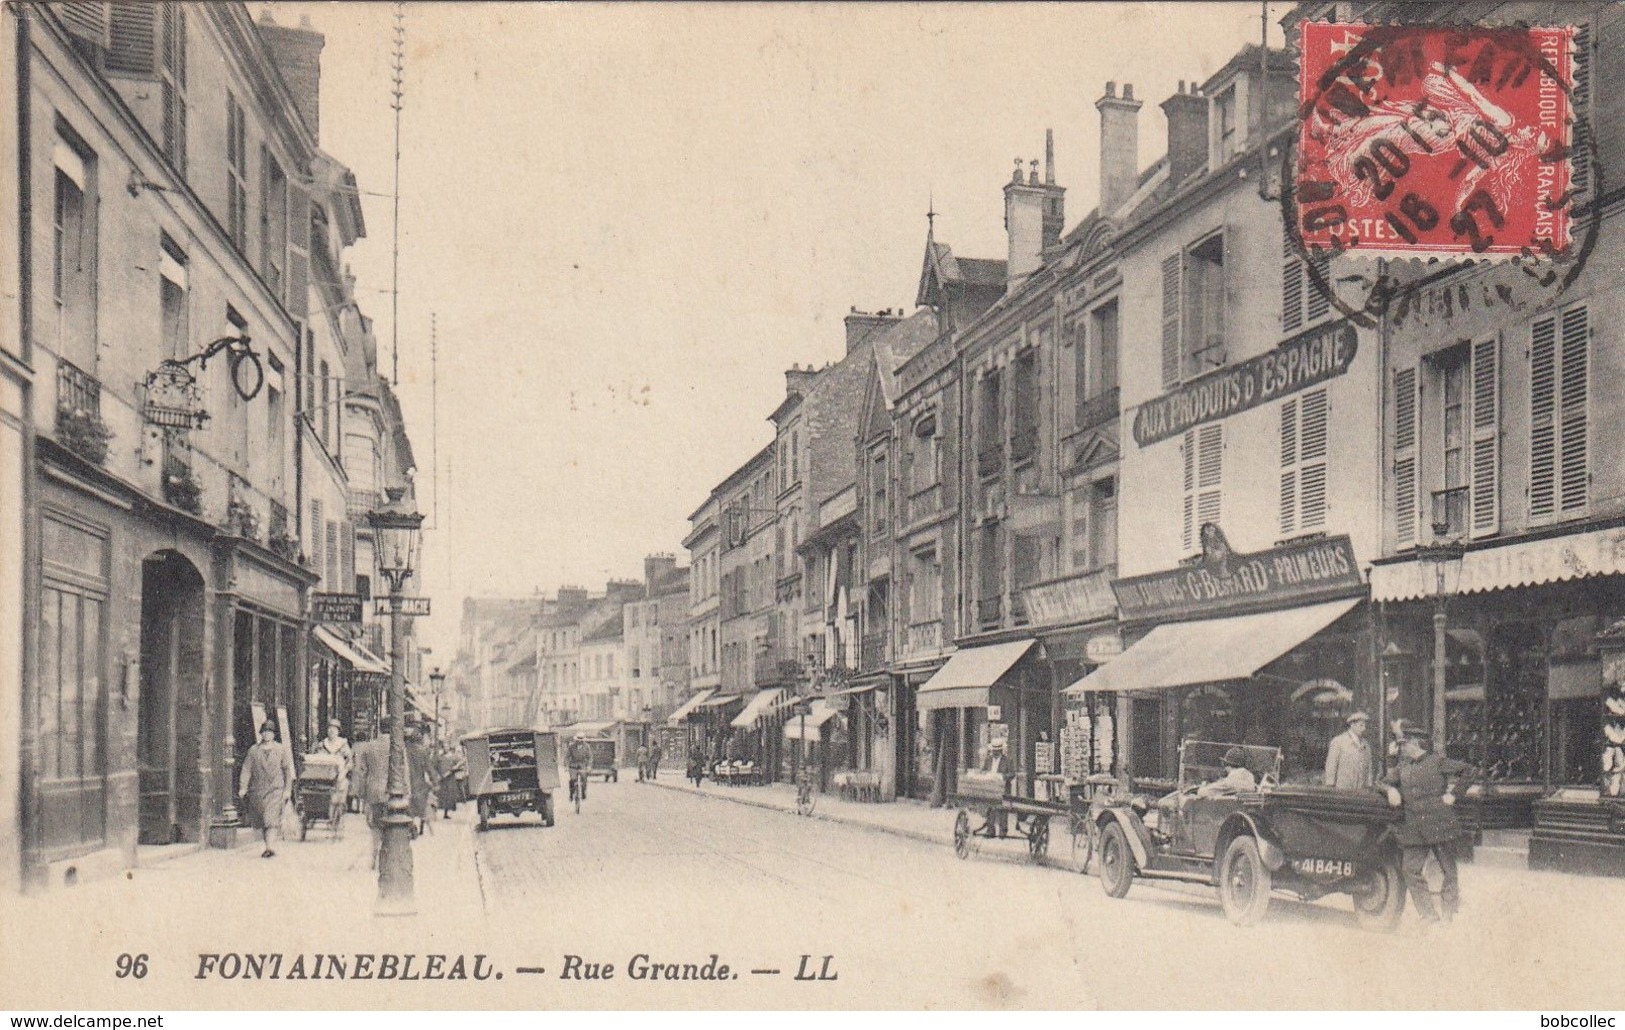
<box><xmin>1295</xmin><ymin>22</ymin><xmax>1576</xmax><ymax>257</ymax></box>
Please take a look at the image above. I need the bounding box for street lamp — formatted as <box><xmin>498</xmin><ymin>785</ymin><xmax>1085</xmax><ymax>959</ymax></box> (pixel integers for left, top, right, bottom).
<box><xmin>429</xmin><ymin>667</ymin><xmax>446</xmax><ymax>746</ymax></box>
<box><xmin>367</xmin><ymin>486</ymin><xmax>424</xmax><ymax>916</ymax></box>
<box><xmin>1417</xmin><ymin>540</ymin><xmax>1466</xmax><ymax>755</ymax></box>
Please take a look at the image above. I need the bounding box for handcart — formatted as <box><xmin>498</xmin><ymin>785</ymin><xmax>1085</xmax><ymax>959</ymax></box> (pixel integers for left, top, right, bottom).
<box><xmin>950</xmin><ymin>770</ymin><xmax>1122</xmax><ymax>865</ymax></box>
<box><xmin>295</xmin><ymin>752</ymin><xmax>346</xmax><ymax>840</ymax></box>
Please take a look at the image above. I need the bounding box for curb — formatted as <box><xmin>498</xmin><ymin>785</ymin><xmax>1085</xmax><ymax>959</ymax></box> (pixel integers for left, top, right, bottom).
<box><xmin>647</xmin><ymin>778</ymin><xmax>948</xmax><ymax>847</ymax></box>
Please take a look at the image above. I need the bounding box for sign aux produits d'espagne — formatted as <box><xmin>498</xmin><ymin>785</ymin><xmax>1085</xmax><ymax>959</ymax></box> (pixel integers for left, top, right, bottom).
<box><xmin>1132</xmin><ymin>321</ymin><xmax>1357</xmax><ymax>448</ymax></box>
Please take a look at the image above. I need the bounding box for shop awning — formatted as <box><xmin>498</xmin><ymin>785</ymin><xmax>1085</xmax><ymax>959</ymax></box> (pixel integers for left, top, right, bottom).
<box><xmin>1063</xmin><ymin>597</ymin><xmax>1361</xmax><ymax>695</ymax></box>
<box><xmin>559</xmin><ymin>721</ymin><xmax>616</xmax><ymax>737</ymax></box>
<box><xmin>916</xmin><ymin>639</ymin><xmax>1035</xmax><ymax>711</ymax></box>
<box><xmin>405</xmin><ymin>685</ymin><xmax>438</xmax><ymax>722</ymax></box>
<box><xmin>696</xmin><ymin>693</ymin><xmax>742</xmax><ymax>709</ymax></box>
<box><xmin>731</xmin><ymin>688</ymin><xmax>790</xmax><ymax>728</ymax></box>
<box><xmin>783</xmin><ymin>700</ymin><xmax>841</xmax><ymax>741</ymax></box>
<box><xmin>1369</xmin><ymin>526</ymin><xmax>1625</xmax><ymax>602</ymax></box>
<box><xmin>666</xmin><ymin>689</ymin><xmax>717</xmax><ymax>725</ymax></box>
<box><xmin>313</xmin><ymin>626</ymin><xmax>389</xmax><ymax>675</ymax></box>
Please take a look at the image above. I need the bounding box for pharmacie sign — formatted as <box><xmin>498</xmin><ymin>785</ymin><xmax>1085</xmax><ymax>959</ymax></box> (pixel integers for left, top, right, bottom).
<box><xmin>1112</xmin><ymin>525</ymin><xmax>1362</xmax><ymax>623</ymax></box>
<box><xmin>1132</xmin><ymin>321</ymin><xmax>1357</xmax><ymax>447</ymax></box>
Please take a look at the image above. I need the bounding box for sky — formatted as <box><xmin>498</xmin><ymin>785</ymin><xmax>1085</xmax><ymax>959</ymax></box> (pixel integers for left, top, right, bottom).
<box><xmin>254</xmin><ymin>1</ymin><xmax>1286</xmax><ymax>659</ymax></box>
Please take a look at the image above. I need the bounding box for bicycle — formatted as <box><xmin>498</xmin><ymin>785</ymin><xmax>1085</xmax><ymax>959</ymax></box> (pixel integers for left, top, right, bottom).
<box><xmin>795</xmin><ymin>768</ymin><xmax>816</xmax><ymax>817</ymax></box>
<box><xmin>569</xmin><ymin>768</ymin><xmax>588</xmax><ymax>814</ymax></box>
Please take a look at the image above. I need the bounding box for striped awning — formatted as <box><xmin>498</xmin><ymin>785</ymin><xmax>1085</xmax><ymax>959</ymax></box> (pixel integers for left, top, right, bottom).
<box><xmin>666</xmin><ymin>689</ymin><xmax>717</xmax><ymax>725</ymax></box>
<box><xmin>731</xmin><ymin>688</ymin><xmax>791</xmax><ymax>728</ymax></box>
<box><xmin>314</xmin><ymin>626</ymin><xmax>389</xmax><ymax>675</ymax></box>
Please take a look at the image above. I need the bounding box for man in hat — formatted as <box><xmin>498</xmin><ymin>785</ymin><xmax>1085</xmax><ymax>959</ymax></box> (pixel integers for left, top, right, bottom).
<box><xmin>980</xmin><ymin>739</ymin><xmax>1013</xmax><ymax>837</ymax></box>
<box><xmin>238</xmin><ymin>720</ymin><xmax>296</xmax><ymax>858</ymax></box>
<box><xmin>351</xmin><ymin>720</ymin><xmax>394</xmax><ymax>870</ymax></box>
<box><xmin>1384</xmin><ymin>720</ymin><xmax>1477</xmax><ymax>927</ymax></box>
<box><xmin>1198</xmin><ymin>746</ymin><xmax>1258</xmax><ymax>798</ymax></box>
<box><xmin>1324</xmin><ymin>711</ymin><xmax>1374</xmax><ymax>790</ymax></box>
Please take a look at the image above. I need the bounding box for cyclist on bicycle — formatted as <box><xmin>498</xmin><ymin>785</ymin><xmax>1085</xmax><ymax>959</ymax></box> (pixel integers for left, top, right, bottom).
<box><xmin>566</xmin><ymin>734</ymin><xmax>592</xmax><ymax>801</ymax></box>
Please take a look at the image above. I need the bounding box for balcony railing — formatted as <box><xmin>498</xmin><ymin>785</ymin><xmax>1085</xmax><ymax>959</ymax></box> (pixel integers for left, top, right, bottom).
<box><xmin>907</xmin><ymin>482</ymin><xmax>943</xmax><ymax>523</ymax></box>
<box><xmin>977</xmin><ymin>443</ymin><xmax>1004</xmax><ymax>479</ymax></box>
<box><xmin>976</xmin><ymin>596</ymin><xmax>1003</xmax><ymax>630</ymax></box>
<box><xmin>1010</xmin><ymin>426</ymin><xmax>1038</xmax><ymax>465</ymax></box>
<box><xmin>1432</xmin><ymin>485</ymin><xmax>1469</xmax><ymax>540</ymax></box>
<box><xmin>1010</xmin><ymin>591</ymin><xmax>1030</xmax><ymax>626</ymax></box>
<box><xmin>348</xmin><ymin>489</ymin><xmax>382</xmax><ymax>517</ymax></box>
<box><xmin>1075</xmin><ymin>386</ymin><xmax>1121</xmax><ymax>432</ymax></box>
<box><xmin>860</xmin><ymin>632</ymin><xmax>889</xmax><ymax>670</ymax></box>
<box><xmin>905</xmin><ymin>620</ymin><xmax>942</xmax><ymax>655</ymax></box>
<box><xmin>57</xmin><ymin>357</ymin><xmax>101</xmax><ymax>417</ymax></box>
<box><xmin>753</xmin><ymin>647</ymin><xmax>803</xmax><ymax>687</ymax></box>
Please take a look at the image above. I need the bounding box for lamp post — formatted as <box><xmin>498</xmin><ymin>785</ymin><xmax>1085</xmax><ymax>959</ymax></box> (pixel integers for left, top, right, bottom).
<box><xmin>1417</xmin><ymin>540</ymin><xmax>1465</xmax><ymax>755</ymax></box>
<box><xmin>367</xmin><ymin>486</ymin><xmax>424</xmax><ymax>916</ymax></box>
<box><xmin>429</xmin><ymin>667</ymin><xmax>446</xmax><ymax>747</ymax></box>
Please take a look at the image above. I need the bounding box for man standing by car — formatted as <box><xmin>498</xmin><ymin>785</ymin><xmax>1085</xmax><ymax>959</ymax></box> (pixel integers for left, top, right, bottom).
<box><xmin>1384</xmin><ymin>721</ymin><xmax>1477</xmax><ymax>927</ymax></box>
<box><xmin>1324</xmin><ymin>711</ymin><xmax>1374</xmax><ymax>789</ymax></box>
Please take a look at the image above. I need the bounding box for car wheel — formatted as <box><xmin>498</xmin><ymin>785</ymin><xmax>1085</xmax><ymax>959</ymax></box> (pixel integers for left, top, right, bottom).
<box><xmin>1352</xmin><ymin>854</ymin><xmax>1407</xmax><ymax>932</ymax></box>
<box><xmin>953</xmin><ymin>809</ymin><xmax>972</xmax><ymax>859</ymax></box>
<box><xmin>1098</xmin><ymin>822</ymin><xmax>1134</xmax><ymax>898</ymax></box>
<box><xmin>1218</xmin><ymin>835</ymin><xmax>1272</xmax><ymax>926</ymax></box>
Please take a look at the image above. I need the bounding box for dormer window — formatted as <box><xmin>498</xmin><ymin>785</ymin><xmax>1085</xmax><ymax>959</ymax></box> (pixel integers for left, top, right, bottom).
<box><xmin>1214</xmin><ymin>85</ymin><xmax>1239</xmax><ymax>163</ymax></box>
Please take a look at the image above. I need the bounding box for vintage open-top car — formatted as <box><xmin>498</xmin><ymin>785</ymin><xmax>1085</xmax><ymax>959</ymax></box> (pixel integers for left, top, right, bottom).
<box><xmin>1091</xmin><ymin>740</ymin><xmax>1408</xmax><ymax>928</ymax></box>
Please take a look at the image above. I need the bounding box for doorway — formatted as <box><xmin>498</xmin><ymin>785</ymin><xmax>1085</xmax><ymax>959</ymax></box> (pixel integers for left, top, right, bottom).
<box><xmin>137</xmin><ymin>552</ymin><xmax>206</xmax><ymax>845</ymax></box>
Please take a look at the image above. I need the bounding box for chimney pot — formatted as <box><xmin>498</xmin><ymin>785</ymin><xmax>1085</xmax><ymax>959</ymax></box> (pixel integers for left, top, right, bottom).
<box><xmin>1161</xmin><ymin>80</ymin><xmax>1211</xmax><ymax>187</ymax></box>
<box><xmin>1105</xmin><ymin>80</ymin><xmax>1117</xmax><ymax>98</ymax></box>
<box><xmin>1124</xmin><ymin>83</ymin><xmax>1134</xmax><ymax>100</ymax></box>
<box><xmin>1097</xmin><ymin>78</ymin><xmax>1144</xmax><ymax>218</ymax></box>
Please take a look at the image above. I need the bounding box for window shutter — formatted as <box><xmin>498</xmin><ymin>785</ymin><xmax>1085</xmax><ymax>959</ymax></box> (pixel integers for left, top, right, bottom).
<box><xmin>106</xmin><ymin>2</ymin><xmax>156</xmax><ymax>74</ymax></box>
<box><xmin>310</xmin><ymin>498</ymin><xmax>324</xmax><ymax>571</ymax></box>
<box><xmin>1281</xmin><ymin>230</ymin><xmax>1303</xmax><ymax>335</ymax></box>
<box><xmin>286</xmin><ymin>201</ymin><xmax>310</xmax><ymax>319</ymax></box>
<box><xmin>341</xmin><ymin>522</ymin><xmax>356</xmax><ymax>591</ymax></box>
<box><xmin>1298</xmin><ymin>389</ymin><xmax>1329</xmax><ymax>530</ymax></box>
<box><xmin>1279</xmin><ymin>398</ymin><xmax>1298</xmax><ymax>536</ymax></box>
<box><xmin>1194</xmin><ymin>424</ymin><xmax>1223</xmax><ymax>541</ymax></box>
<box><xmin>1469</xmin><ymin>337</ymin><xmax>1500</xmax><ymax>537</ymax></box>
<box><xmin>1393</xmin><ymin>367</ymin><xmax>1419</xmax><ymax>547</ymax></box>
<box><xmin>325</xmin><ymin>520</ymin><xmax>339</xmax><ymax>590</ymax></box>
<box><xmin>1558</xmin><ymin>305</ymin><xmax>1589</xmax><ymax>514</ymax></box>
<box><xmin>1571</xmin><ymin>23</ymin><xmax>1592</xmax><ymax>201</ymax></box>
<box><xmin>1181</xmin><ymin>429</ymin><xmax>1196</xmax><ymax>552</ymax></box>
<box><xmin>1161</xmin><ymin>252</ymin><xmax>1182</xmax><ymax>387</ymax></box>
<box><xmin>1529</xmin><ymin>315</ymin><xmax>1558</xmax><ymax>519</ymax></box>
<box><xmin>57</xmin><ymin>3</ymin><xmax>112</xmax><ymax>48</ymax></box>
<box><xmin>1305</xmin><ymin>251</ymin><xmax>1331</xmax><ymax>323</ymax></box>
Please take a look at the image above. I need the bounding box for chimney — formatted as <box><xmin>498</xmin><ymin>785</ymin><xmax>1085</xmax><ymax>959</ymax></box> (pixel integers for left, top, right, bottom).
<box><xmin>1096</xmin><ymin>82</ymin><xmax>1143</xmax><ymax>218</ymax></box>
<box><xmin>1004</xmin><ymin>139</ymin><xmax>1065</xmax><ymax>295</ymax></box>
<box><xmin>257</xmin><ymin>15</ymin><xmax>326</xmax><ymax>139</ymax></box>
<box><xmin>785</xmin><ymin>363</ymin><xmax>819</xmax><ymax>396</ymax></box>
<box><xmin>1161</xmin><ymin>80</ymin><xmax>1209</xmax><ymax>188</ymax></box>
<box><xmin>843</xmin><ymin>308</ymin><xmax>902</xmax><ymax>353</ymax></box>
<box><xmin>556</xmin><ymin>585</ymin><xmax>589</xmax><ymax>613</ymax></box>
<box><xmin>644</xmin><ymin>553</ymin><xmax>677</xmax><ymax>598</ymax></box>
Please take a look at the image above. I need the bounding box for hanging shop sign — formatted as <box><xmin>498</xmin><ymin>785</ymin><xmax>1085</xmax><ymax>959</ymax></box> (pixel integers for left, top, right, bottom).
<box><xmin>142</xmin><ymin>363</ymin><xmax>209</xmax><ymax>429</ymax></box>
<box><xmin>1085</xmin><ymin>632</ymin><xmax>1124</xmax><ymax>664</ymax></box>
<box><xmin>377</xmin><ymin>596</ymin><xmax>431</xmax><ymax>617</ymax></box>
<box><xmin>1112</xmin><ymin>525</ymin><xmax>1362</xmax><ymax>623</ymax></box>
<box><xmin>1020</xmin><ymin>568</ymin><xmax>1116</xmax><ymax>628</ymax></box>
<box><xmin>312</xmin><ymin>592</ymin><xmax>363</xmax><ymax>624</ymax></box>
<box><xmin>1132</xmin><ymin>321</ymin><xmax>1357</xmax><ymax>447</ymax></box>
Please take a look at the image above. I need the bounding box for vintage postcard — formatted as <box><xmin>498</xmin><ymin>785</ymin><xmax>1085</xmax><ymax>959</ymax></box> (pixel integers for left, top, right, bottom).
<box><xmin>2</xmin><ymin>0</ymin><xmax>1624</xmax><ymax>1014</ymax></box>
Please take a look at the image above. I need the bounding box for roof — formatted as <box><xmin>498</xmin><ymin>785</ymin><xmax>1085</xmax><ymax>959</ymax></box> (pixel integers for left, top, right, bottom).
<box><xmin>873</xmin><ymin>308</ymin><xmax>940</xmax><ymax>409</ymax></box>
<box><xmin>916</xmin><ymin>239</ymin><xmax>1007</xmax><ymax>308</ymax></box>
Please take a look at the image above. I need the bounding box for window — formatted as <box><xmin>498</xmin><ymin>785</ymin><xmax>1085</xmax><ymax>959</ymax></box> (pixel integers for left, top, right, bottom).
<box><xmin>1529</xmin><ymin>306</ymin><xmax>1589</xmax><ymax>520</ymax></box>
<box><xmin>630</xmin><ymin>646</ymin><xmax>640</xmax><ymax>677</ymax></box>
<box><xmin>52</xmin><ymin>134</ymin><xmax>97</xmax><ymax>367</ymax></box>
<box><xmin>1215</xmin><ymin>86</ymin><xmax>1238</xmax><ymax>162</ymax></box>
<box><xmin>303</xmin><ymin>328</ymin><xmax>316</xmax><ymax>419</ymax></box>
<box><xmin>1439</xmin><ymin>353</ymin><xmax>1468</xmax><ymax>538</ymax></box>
<box><xmin>310</xmin><ymin>498</ymin><xmax>323</xmax><ymax>573</ymax></box>
<box><xmin>1468</xmin><ymin>338</ymin><xmax>1500</xmax><ymax>537</ymax></box>
<box><xmin>158</xmin><ymin>4</ymin><xmax>186</xmax><ymax>172</ymax></box>
<box><xmin>1279</xmin><ymin>388</ymin><xmax>1330</xmax><ymax>537</ymax></box>
<box><xmin>1181</xmin><ymin>424</ymin><xmax>1223</xmax><ymax>554</ymax></box>
<box><xmin>340</xmin><ymin>522</ymin><xmax>355</xmax><ymax>591</ymax></box>
<box><xmin>870</xmin><ymin>450</ymin><xmax>888</xmax><ymax>538</ymax></box>
<box><xmin>226</xmin><ymin>95</ymin><xmax>248</xmax><ymax>250</ymax></box>
<box><xmin>1185</xmin><ymin>234</ymin><xmax>1226</xmax><ymax>377</ymax></box>
<box><xmin>159</xmin><ymin>237</ymin><xmax>187</xmax><ymax>360</ymax></box>
<box><xmin>977</xmin><ymin>522</ymin><xmax>1003</xmax><ymax>624</ymax></box>
<box><xmin>260</xmin><ymin>148</ymin><xmax>287</xmax><ymax>297</ymax></box>
<box><xmin>1011</xmin><ymin>350</ymin><xmax>1039</xmax><ymax>464</ymax></box>
<box><xmin>325</xmin><ymin>519</ymin><xmax>339</xmax><ymax>587</ymax></box>
<box><xmin>977</xmin><ymin>370</ymin><xmax>1003</xmax><ymax>475</ymax></box>
<box><xmin>318</xmin><ymin>359</ymin><xmax>331</xmax><ymax>448</ymax></box>
<box><xmin>266</xmin><ymin>355</ymin><xmax>285</xmax><ymax>492</ymax></box>
<box><xmin>1281</xmin><ymin>226</ymin><xmax>1331</xmax><ymax>334</ymax></box>
<box><xmin>1070</xmin><ymin>477</ymin><xmax>1118</xmax><ymax>572</ymax></box>
<box><xmin>1092</xmin><ymin>301</ymin><xmax>1119</xmax><ymax>396</ymax></box>
<box><xmin>908</xmin><ymin>546</ymin><xmax>940</xmax><ymax>624</ymax></box>
<box><xmin>39</xmin><ymin>512</ymin><xmax>109</xmax><ymax>854</ymax></box>
<box><xmin>790</xmin><ymin>430</ymin><xmax>799</xmax><ymax>485</ymax></box>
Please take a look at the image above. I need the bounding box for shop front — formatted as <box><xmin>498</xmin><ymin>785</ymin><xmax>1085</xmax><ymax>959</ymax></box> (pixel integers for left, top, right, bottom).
<box><xmin>783</xmin><ymin>698</ymin><xmax>841</xmax><ymax>791</ymax></box>
<box><xmin>309</xmin><ymin>625</ymin><xmax>388</xmax><ymax>745</ymax></box>
<box><xmin>1370</xmin><ymin>526</ymin><xmax>1625</xmax><ymax>870</ymax></box>
<box><xmin>914</xmin><ymin>639</ymin><xmax>1047</xmax><ymax>806</ymax></box>
<box><xmin>732</xmin><ymin>687</ymin><xmax>789</xmax><ymax>782</ymax></box>
<box><xmin>1072</xmin><ymin>529</ymin><xmax>1373</xmax><ymax>792</ymax></box>
<box><xmin>667</xmin><ymin>688</ymin><xmax>717</xmax><ymax>762</ymax></box>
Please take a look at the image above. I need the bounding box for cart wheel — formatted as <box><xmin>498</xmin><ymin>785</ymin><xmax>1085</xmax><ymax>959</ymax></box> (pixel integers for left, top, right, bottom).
<box><xmin>1218</xmin><ymin>835</ymin><xmax>1272</xmax><ymax>927</ymax></box>
<box><xmin>1098</xmin><ymin>821</ymin><xmax>1134</xmax><ymax>898</ymax></box>
<box><xmin>1028</xmin><ymin>816</ymin><xmax>1050</xmax><ymax>861</ymax></box>
<box><xmin>1352</xmin><ymin>853</ymin><xmax>1407</xmax><ymax>932</ymax></box>
<box><xmin>953</xmin><ymin>809</ymin><xmax>972</xmax><ymax>859</ymax></box>
<box><xmin>477</xmin><ymin>799</ymin><xmax>490</xmax><ymax>832</ymax></box>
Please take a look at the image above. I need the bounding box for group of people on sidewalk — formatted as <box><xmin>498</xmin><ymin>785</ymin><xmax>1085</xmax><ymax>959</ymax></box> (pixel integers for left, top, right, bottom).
<box><xmin>234</xmin><ymin>716</ymin><xmax>470</xmax><ymax>868</ymax></box>
<box><xmin>634</xmin><ymin>740</ymin><xmax>663</xmax><ymax>782</ymax></box>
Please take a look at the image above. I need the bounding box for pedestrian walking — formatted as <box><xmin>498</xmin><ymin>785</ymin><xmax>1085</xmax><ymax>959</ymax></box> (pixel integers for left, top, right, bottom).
<box><xmin>406</xmin><ymin>721</ymin><xmax>434</xmax><ymax>836</ymax></box>
<box><xmin>635</xmin><ymin>742</ymin><xmax>649</xmax><ymax>783</ymax></box>
<box><xmin>648</xmin><ymin>738</ymin><xmax>662</xmax><ymax>781</ymax></box>
<box><xmin>1324</xmin><ymin>711</ymin><xmax>1374</xmax><ymax>789</ymax></box>
<box><xmin>351</xmin><ymin>723</ymin><xmax>393</xmax><ymax>870</ymax></box>
<box><xmin>687</xmin><ymin>746</ymin><xmax>705</xmax><ymax>788</ymax></box>
<box><xmin>316</xmin><ymin>718</ymin><xmax>353</xmax><ymax>813</ymax></box>
<box><xmin>1384</xmin><ymin>720</ymin><xmax>1477</xmax><ymax>928</ymax></box>
<box><xmin>238</xmin><ymin>720</ymin><xmax>296</xmax><ymax>858</ymax></box>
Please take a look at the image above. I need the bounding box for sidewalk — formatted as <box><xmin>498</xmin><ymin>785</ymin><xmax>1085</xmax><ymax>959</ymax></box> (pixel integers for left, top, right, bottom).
<box><xmin>649</xmin><ymin>775</ymin><xmax>957</xmax><ymax>847</ymax></box>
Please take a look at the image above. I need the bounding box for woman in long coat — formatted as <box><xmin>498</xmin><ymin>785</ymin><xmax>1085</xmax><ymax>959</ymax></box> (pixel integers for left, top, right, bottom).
<box><xmin>239</xmin><ymin>721</ymin><xmax>296</xmax><ymax>858</ymax></box>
